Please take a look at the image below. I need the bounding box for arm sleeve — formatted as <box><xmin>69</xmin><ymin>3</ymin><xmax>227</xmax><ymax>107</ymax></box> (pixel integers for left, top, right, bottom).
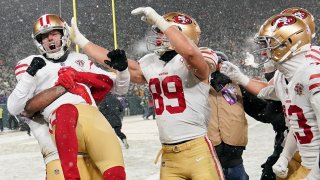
<box><xmin>89</xmin><ymin>63</ymin><xmax>130</xmax><ymax>95</ymax></box>
<box><xmin>280</xmin><ymin>130</ymin><xmax>297</xmax><ymax>161</ymax></box>
<box><xmin>306</xmin><ymin>68</ymin><xmax>320</xmax><ymax>180</ymax></box>
<box><xmin>306</xmin><ymin>154</ymin><xmax>320</xmax><ymax>180</ymax></box>
<box><xmin>257</xmin><ymin>85</ymin><xmax>280</xmax><ymax>101</ymax></box>
<box><xmin>27</xmin><ymin>119</ymin><xmax>59</xmax><ymax>164</ymax></box>
<box><xmin>7</xmin><ymin>74</ymin><xmax>36</xmax><ymax>115</ymax></box>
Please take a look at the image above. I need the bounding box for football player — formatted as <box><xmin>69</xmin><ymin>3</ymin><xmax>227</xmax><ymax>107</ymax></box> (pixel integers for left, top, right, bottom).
<box><xmin>220</xmin><ymin>14</ymin><xmax>320</xmax><ymax>179</ymax></box>
<box><xmin>7</xmin><ymin>14</ymin><xmax>130</xmax><ymax>180</ymax></box>
<box><xmin>18</xmin><ymin>114</ymin><xmax>102</xmax><ymax>180</ymax></box>
<box><xmin>69</xmin><ymin>6</ymin><xmax>225</xmax><ymax>180</ymax></box>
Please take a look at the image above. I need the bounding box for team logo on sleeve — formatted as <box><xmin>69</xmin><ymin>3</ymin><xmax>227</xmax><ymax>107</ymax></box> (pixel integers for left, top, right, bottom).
<box><xmin>294</xmin><ymin>83</ymin><xmax>304</xmax><ymax>95</ymax></box>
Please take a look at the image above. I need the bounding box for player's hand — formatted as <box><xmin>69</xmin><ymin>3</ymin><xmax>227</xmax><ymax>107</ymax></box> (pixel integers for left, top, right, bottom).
<box><xmin>69</xmin><ymin>17</ymin><xmax>89</xmax><ymax>48</ymax></box>
<box><xmin>131</xmin><ymin>7</ymin><xmax>171</xmax><ymax>32</ymax></box>
<box><xmin>69</xmin><ymin>84</ymin><xmax>92</xmax><ymax>105</ymax></box>
<box><xmin>220</xmin><ymin>61</ymin><xmax>250</xmax><ymax>86</ymax></box>
<box><xmin>272</xmin><ymin>156</ymin><xmax>289</xmax><ymax>178</ymax></box>
<box><xmin>104</xmin><ymin>49</ymin><xmax>128</xmax><ymax>71</ymax></box>
<box><xmin>56</xmin><ymin>67</ymin><xmax>77</xmax><ymax>89</ymax></box>
<box><xmin>26</xmin><ymin>57</ymin><xmax>46</xmax><ymax>76</ymax></box>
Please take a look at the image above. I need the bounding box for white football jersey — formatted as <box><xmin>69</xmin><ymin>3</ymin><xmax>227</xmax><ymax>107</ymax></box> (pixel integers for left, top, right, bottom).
<box><xmin>139</xmin><ymin>51</ymin><xmax>213</xmax><ymax>144</ymax></box>
<box><xmin>273</xmin><ymin>53</ymin><xmax>320</xmax><ymax>168</ymax></box>
<box><xmin>11</xmin><ymin>52</ymin><xmax>116</xmax><ymax>121</ymax></box>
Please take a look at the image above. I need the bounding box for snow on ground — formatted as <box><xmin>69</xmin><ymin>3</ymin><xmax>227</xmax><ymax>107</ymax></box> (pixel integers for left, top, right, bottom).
<box><xmin>0</xmin><ymin>115</ymin><xmax>274</xmax><ymax>180</ymax></box>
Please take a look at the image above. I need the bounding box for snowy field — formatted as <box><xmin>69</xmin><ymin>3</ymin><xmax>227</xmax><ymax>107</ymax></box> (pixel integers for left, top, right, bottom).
<box><xmin>0</xmin><ymin>114</ymin><xmax>274</xmax><ymax>180</ymax></box>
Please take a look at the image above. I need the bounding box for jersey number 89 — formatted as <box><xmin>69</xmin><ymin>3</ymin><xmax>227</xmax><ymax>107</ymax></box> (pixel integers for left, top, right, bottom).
<box><xmin>149</xmin><ymin>75</ymin><xmax>186</xmax><ymax>115</ymax></box>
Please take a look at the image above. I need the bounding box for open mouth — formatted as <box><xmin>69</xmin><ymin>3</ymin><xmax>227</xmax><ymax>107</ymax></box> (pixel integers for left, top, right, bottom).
<box><xmin>49</xmin><ymin>42</ymin><xmax>56</xmax><ymax>50</ymax></box>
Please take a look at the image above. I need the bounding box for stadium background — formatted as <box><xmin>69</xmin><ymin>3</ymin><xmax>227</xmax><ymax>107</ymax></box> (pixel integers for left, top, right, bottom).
<box><xmin>0</xmin><ymin>0</ymin><xmax>319</xmax><ymax>124</ymax></box>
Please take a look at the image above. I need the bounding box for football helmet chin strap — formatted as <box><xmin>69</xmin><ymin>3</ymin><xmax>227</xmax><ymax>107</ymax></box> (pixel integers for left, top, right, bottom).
<box><xmin>159</xmin><ymin>50</ymin><xmax>177</xmax><ymax>63</ymax></box>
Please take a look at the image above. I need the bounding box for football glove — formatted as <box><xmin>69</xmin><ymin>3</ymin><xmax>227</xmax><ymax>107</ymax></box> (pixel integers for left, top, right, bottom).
<box><xmin>131</xmin><ymin>7</ymin><xmax>171</xmax><ymax>32</ymax></box>
<box><xmin>104</xmin><ymin>49</ymin><xmax>128</xmax><ymax>72</ymax></box>
<box><xmin>272</xmin><ymin>156</ymin><xmax>289</xmax><ymax>178</ymax></box>
<box><xmin>26</xmin><ymin>57</ymin><xmax>46</xmax><ymax>76</ymax></box>
<box><xmin>220</xmin><ymin>61</ymin><xmax>250</xmax><ymax>86</ymax></box>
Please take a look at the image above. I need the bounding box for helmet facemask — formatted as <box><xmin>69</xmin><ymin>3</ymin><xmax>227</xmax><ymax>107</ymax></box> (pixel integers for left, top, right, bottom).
<box><xmin>146</xmin><ymin>26</ymin><xmax>171</xmax><ymax>56</ymax></box>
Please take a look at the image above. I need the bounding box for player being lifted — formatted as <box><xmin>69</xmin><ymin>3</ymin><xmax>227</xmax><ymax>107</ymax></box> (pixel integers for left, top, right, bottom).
<box><xmin>7</xmin><ymin>14</ymin><xmax>130</xmax><ymax>180</ymax></box>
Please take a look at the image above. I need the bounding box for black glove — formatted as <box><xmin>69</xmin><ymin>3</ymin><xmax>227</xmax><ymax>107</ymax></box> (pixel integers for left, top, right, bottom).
<box><xmin>210</xmin><ymin>71</ymin><xmax>232</xmax><ymax>92</ymax></box>
<box><xmin>104</xmin><ymin>49</ymin><xmax>128</xmax><ymax>71</ymax></box>
<box><xmin>26</xmin><ymin>57</ymin><xmax>46</xmax><ymax>76</ymax></box>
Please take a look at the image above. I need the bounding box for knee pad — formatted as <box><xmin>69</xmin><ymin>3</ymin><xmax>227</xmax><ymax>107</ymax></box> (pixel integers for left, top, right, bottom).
<box><xmin>103</xmin><ymin>166</ymin><xmax>126</xmax><ymax>180</ymax></box>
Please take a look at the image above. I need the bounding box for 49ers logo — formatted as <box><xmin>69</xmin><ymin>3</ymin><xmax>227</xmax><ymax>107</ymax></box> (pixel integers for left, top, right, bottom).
<box><xmin>172</xmin><ymin>15</ymin><xmax>192</xmax><ymax>24</ymax></box>
<box><xmin>272</xmin><ymin>16</ymin><xmax>296</xmax><ymax>28</ymax></box>
<box><xmin>292</xmin><ymin>10</ymin><xmax>308</xmax><ymax>19</ymax></box>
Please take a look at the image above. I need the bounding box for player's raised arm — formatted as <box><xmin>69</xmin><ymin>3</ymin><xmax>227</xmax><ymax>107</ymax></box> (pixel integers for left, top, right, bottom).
<box><xmin>131</xmin><ymin>7</ymin><xmax>210</xmax><ymax>82</ymax></box>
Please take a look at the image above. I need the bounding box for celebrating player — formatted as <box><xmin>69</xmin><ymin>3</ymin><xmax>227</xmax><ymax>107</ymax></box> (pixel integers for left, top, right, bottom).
<box><xmin>7</xmin><ymin>14</ymin><xmax>130</xmax><ymax>180</ymax></box>
<box><xmin>220</xmin><ymin>14</ymin><xmax>320</xmax><ymax>179</ymax></box>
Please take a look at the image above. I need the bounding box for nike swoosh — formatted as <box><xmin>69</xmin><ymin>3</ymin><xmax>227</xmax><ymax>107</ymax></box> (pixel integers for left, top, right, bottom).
<box><xmin>195</xmin><ymin>157</ymin><xmax>204</xmax><ymax>162</ymax></box>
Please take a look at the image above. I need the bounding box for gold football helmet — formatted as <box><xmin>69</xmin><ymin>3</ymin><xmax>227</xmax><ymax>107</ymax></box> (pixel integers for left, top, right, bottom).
<box><xmin>146</xmin><ymin>12</ymin><xmax>201</xmax><ymax>55</ymax></box>
<box><xmin>280</xmin><ymin>7</ymin><xmax>315</xmax><ymax>38</ymax></box>
<box><xmin>32</xmin><ymin>14</ymin><xmax>71</xmax><ymax>60</ymax></box>
<box><xmin>254</xmin><ymin>15</ymin><xmax>311</xmax><ymax>63</ymax></box>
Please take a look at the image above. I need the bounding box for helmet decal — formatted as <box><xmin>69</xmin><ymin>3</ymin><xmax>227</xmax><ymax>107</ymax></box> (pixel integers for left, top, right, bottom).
<box><xmin>172</xmin><ymin>15</ymin><xmax>192</xmax><ymax>25</ymax></box>
<box><xmin>271</xmin><ymin>16</ymin><xmax>296</xmax><ymax>28</ymax></box>
<box><xmin>292</xmin><ymin>10</ymin><xmax>309</xmax><ymax>19</ymax></box>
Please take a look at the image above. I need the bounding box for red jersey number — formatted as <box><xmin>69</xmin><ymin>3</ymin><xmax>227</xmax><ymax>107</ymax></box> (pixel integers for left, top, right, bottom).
<box><xmin>149</xmin><ymin>75</ymin><xmax>186</xmax><ymax>115</ymax></box>
<box><xmin>287</xmin><ymin>105</ymin><xmax>314</xmax><ymax>144</ymax></box>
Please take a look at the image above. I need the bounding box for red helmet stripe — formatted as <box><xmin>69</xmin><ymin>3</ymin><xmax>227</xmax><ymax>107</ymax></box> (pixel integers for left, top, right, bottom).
<box><xmin>39</xmin><ymin>16</ymin><xmax>44</xmax><ymax>26</ymax></box>
<box><xmin>46</xmin><ymin>15</ymin><xmax>50</xmax><ymax>24</ymax></box>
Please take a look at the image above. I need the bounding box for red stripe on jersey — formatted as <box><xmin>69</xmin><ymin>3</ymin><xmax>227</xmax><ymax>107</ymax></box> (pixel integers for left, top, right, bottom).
<box><xmin>15</xmin><ymin>64</ymin><xmax>28</xmax><ymax>70</ymax></box>
<box><xmin>305</xmin><ymin>54</ymin><xmax>320</xmax><ymax>61</ymax></box>
<box><xmin>310</xmin><ymin>73</ymin><xmax>320</xmax><ymax>80</ymax></box>
<box><xmin>311</xmin><ymin>48</ymin><xmax>320</xmax><ymax>55</ymax></box>
<box><xmin>15</xmin><ymin>70</ymin><xmax>26</xmax><ymax>76</ymax></box>
<box><xmin>89</xmin><ymin>61</ymin><xmax>93</xmax><ymax>69</ymax></box>
<box><xmin>309</xmin><ymin>83</ymin><xmax>320</xmax><ymax>91</ymax></box>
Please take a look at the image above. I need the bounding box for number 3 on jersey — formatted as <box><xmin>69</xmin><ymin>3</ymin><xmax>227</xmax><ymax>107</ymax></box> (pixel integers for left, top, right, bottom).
<box><xmin>285</xmin><ymin>105</ymin><xmax>314</xmax><ymax>144</ymax></box>
<box><xmin>149</xmin><ymin>75</ymin><xmax>186</xmax><ymax>115</ymax></box>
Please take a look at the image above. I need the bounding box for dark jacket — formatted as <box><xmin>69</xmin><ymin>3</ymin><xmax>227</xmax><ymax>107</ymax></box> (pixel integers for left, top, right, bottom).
<box><xmin>240</xmin><ymin>86</ymin><xmax>287</xmax><ymax>133</ymax></box>
<box><xmin>99</xmin><ymin>93</ymin><xmax>123</xmax><ymax>128</ymax></box>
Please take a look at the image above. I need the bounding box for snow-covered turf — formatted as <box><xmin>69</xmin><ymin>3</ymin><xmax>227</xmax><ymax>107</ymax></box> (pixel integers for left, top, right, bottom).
<box><xmin>0</xmin><ymin>115</ymin><xmax>274</xmax><ymax>180</ymax></box>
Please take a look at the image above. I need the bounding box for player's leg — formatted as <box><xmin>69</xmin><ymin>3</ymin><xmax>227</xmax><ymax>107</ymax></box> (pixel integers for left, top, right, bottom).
<box><xmin>83</xmin><ymin>157</ymin><xmax>104</xmax><ymax>180</ymax></box>
<box><xmin>75</xmin><ymin>104</ymin><xmax>125</xmax><ymax>180</ymax></box>
<box><xmin>51</xmin><ymin>104</ymin><xmax>80</xmax><ymax>179</ymax></box>
<box><xmin>160</xmin><ymin>136</ymin><xmax>224</xmax><ymax>180</ymax></box>
<box><xmin>287</xmin><ymin>165</ymin><xmax>310</xmax><ymax>180</ymax></box>
<box><xmin>46</xmin><ymin>158</ymin><xmax>93</xmax><ymax>180</ymax></box>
